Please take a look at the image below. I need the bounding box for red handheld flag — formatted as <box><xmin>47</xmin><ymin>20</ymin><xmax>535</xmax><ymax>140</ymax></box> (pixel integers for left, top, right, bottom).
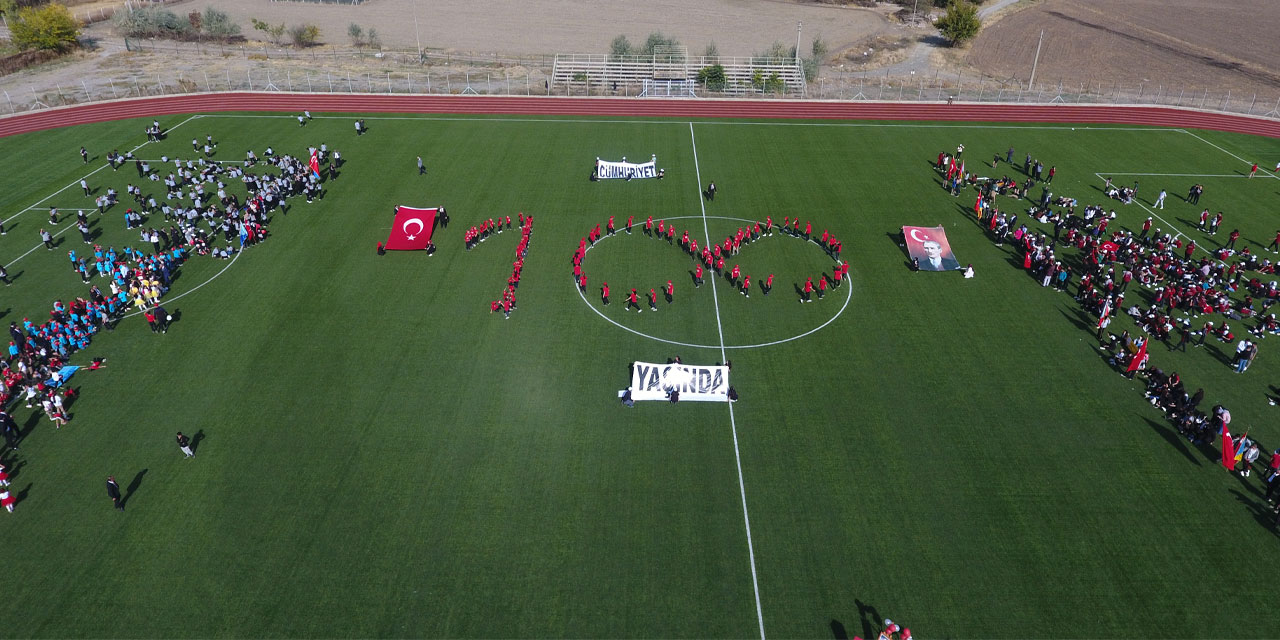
<box><xmin>385</xmin><ymin>206</ymin><xmax>437</xmax><ymax>251</ymax></box>
<box><xmin>1126</xmin><ymin>339</ymin><xmax>1147</xmax><ymax>374</ymax></box>
<box><xmin>1222</xmin><ymin>430</ymin><xmax>1235</xmax><ymax>470</ymax></box>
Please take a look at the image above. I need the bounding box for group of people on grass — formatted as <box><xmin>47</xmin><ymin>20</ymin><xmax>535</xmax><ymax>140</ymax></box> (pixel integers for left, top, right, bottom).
<box><xmin>573</xmin><ymin>213</ymin><xmax>847</xmax><ymax>310</ymax></box>
<box><xmin>486</xmin><ymin>213</ymin><xmax>533</xmax><ymax>319</ymax></box>
<box><xmin>0</xmin><ymin>130</ymin><xmax>347</xmax><ymax>512</ymax></box>
<box><xmin>944</xmin><ymin>144</ymin><xmax>1280</xmax><ymax>524</ymax></box>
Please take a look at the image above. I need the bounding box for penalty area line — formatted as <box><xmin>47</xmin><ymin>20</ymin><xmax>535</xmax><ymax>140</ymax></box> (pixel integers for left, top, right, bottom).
<box><xmin>689</xmin><ymin>120</ymin><xmax>766</xmax><ymax>640</ymax></box>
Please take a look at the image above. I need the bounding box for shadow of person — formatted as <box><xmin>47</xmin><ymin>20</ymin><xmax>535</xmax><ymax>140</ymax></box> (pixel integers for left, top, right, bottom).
<box><xmin>122</xmin><ymin>468</ymin><xmax>147</xmax><ymax>507</ymax></box>
<box><xmin>191</xmin><ymin>430</ymin><xmax>205</xmax><ymax>453</ymax></box>
<box><xmin>16</xmin><ymin>482</ymin><xmax>30</xmax><ymax>504</ymax></box>
<box><xmin>1141</xmin><ymin>416</ymin><xmax>1200</xmax><ymax>466</ymax></box>
<box><xmin>855</xmin><ymin>599</ymin><xmax>882</xmax><ymax>640</ymax></box>
<box><xmin>830</xmin><ymin>619</ymin><xmax>849</xmax><ymax>640</ymax></box>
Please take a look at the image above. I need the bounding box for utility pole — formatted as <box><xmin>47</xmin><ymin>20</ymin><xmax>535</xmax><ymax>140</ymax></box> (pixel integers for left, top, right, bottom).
<box><xmin>912</xmin><ymin>0</ymin><xmax>918</xmax><ymax>25</ymax></box>
<box><xmin>1028</xmin><ymin>29</ymin><xmax>1044</xmax><ymax>89</ymax></box>
<box><xmin>796</xmin><ymin>21</ymin><xmax>802</xmax><ymax>63</ymax></box>
<box><xmin>413</xmin><ymin>0</ymin><xmax>422</xmax><ymax>56</ymax></box>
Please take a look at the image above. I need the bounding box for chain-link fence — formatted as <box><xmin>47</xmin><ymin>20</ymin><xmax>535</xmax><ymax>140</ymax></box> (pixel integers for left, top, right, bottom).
<box><xmin>3</xmin><ymin>39</ymin><xmax>1277</xmax><ymax>121</ymax></box>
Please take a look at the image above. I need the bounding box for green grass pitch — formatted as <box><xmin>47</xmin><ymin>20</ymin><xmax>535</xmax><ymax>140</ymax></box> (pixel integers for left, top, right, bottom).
<box><xmin>0</xmin><ymin>111</ymin><xmax>1277</xmax><ymax>638</ymax></box>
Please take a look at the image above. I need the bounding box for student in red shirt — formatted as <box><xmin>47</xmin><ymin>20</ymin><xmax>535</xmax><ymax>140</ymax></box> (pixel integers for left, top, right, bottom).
<box><xmin>764</xmin><ymin>273</ymin><xmax>774</xmax><ymax>295</ymax></box>
<box><xmin>1249</xmin><ymin>162</ymin><xmax>1258</xmax><ymax>178</ymax></box>
<box><xmin>741</xmin><ymin>275</ymin><xmax>750</xmax><ymax>297</ymax></box>
<box><xmin>694</xmin><ymin>264</ymin><xmax>703</xmax><ymax>287</ymax></box>
<box><xmin>601</xmin><ymin>282</ymin><xmax>610</xmax><ymax>305</ymax></box>
<box><xmin>802</xmin><ymin>277</ymin><xmax>814</xmax><ymax>302</ymax></box>
<box><xmin>817</xmin><ymin>274</ymin><xmax>827</xmax><ymax>299</ymax></box>
<box><xmin>644</xmin><ymin>216</ymin><xmax>653</xmax><ymax>236</ymax></box>
<box><xmin>626</xmin><ymin>215</ymin><xmax>634</xmax><ymax>234</ymax></box>
<box><xmin>606</xmin><ymin>216</ymin><xmax>615</xmax><ymax>235</ymax></box>
<box><xmin>648</xmin><ymin>288</ymin><xmax>658</xmax><ymax>310</ymax></box>
<box><xmin>627</xmin><ymin>289</ymin><xmax>640</xmax><ymax>311</ymax></box>
<box><xmin>665</xmin><ymin>280</ymin><xmax>674</xmax><ymax>303</ymax></box>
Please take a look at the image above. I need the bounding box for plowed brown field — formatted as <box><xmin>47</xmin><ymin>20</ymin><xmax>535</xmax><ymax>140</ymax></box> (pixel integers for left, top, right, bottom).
<box><xmin>967</xmin><ymin>0</ymin><xmax>1280</xmax><ymax>97</ymax></box>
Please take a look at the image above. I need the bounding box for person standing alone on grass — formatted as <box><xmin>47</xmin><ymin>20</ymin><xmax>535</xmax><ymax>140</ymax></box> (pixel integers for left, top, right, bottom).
<box><xmin>707</xmin><ymin>182</ymin><xmax>716</xmax><ymax>201</ymax></box>
<box><xmin>1249</xmin><ymin>162</ymin><xmax>1258</xmax><ymax>178</ymax></box>
<box><xmin>40</xmin><ymin>229</ymin><xmax>53</xmax><ymax>250</ymax></box>
<box><xmin>106</xmin><ymin>476</ymin><xmax>123</xmax><ymax>511</ymax></box>
<box><xmin>177</xmin><ymin>432</ymin><xmax>194</xmax><ymax>458</ymax></box>
<box><xmin>1155</xmin><ymin>189</ymin><xmax>1167</xmax><ymax>209</ymax></box>
<box><xmin>417</xmin><ymin>156</ymin><xmax>425</xmax><ymax>175</ymax></box>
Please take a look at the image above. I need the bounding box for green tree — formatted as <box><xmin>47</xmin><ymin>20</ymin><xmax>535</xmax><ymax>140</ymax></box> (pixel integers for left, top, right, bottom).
<box><xmin>609</xmin><ymin>34</ymin><xmax>633</xmax><ymax>59</ymax></box>
<box><xmin>641</xmin><ymin>31</ymin><xmax>679</xmax><ymax>56</ymax></box>
<box><xmin>366</xmin><ymin>28</ymin><xmax>379</xmax><ymax>49</ymax></box>
<box><xmin>347</xmin><ymin>22</ymin><xmax>364</xmax><ymax>47</ymax></box>
<box><xmin>0</xmin><ymin>0</ymin><xmax>17</xmax><ymax>20</ymax></box>
<box><xmin>287</xmin><ymin>23</ymin><xmax>320</xmax><ymax>47</ymax></box>
<box><xmin>935</xmin><ymin>0</ymin><xmax>981</xmax><ymax>46</ymax></box>
<box><xmin>251</xmin><ymin>17</ymin><xmax>285</xmax><ymax>45</ymax></box>
<box><xmin>702</xmin><ymin>41</ymin><xmax>719</xmax><ymax>60</ymax></box>
<box><xmin>9</xmin><ymin>3</ymin><xmax>80</xmax><ymax>52</ymax></box>
<box><xmin>201</xmin><ymin>7</ymin><xmax>239</xmax><ymax>38</ymax></box>
<box><xmin>696</xmin><ymin>64</ymin><xmax>726</xmax><ymax>91</ymax></box>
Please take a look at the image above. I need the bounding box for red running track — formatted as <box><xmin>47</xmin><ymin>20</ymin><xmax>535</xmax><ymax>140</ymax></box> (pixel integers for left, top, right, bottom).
<box><xmin>0</xmin><ymin>93</ymin><xmax>1277</xmax><ymax>138</ymax></box>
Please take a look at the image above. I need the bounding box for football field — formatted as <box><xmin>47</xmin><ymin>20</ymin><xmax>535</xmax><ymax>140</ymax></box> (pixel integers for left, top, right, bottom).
<box><xmin>0</xmin><ymin>110</ymin><xmax>1278</xmax><ymax>638</ymax></box>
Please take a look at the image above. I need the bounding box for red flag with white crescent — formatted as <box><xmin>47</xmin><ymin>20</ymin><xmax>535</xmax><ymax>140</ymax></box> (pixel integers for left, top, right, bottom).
<box><xmin>1097</xmin><ymin>298</ymin><xmax>1112</xmax><ymax>328</ymax></box>
<box><xmin>1222</xmin><ymin>430</ymin><xmax>1235</xmax><ymax>469</ymax></box>
<box><xmin>385</xmin><ymin>206</ymin><xmax>437</xmax><ymax>250</ymax></box>
<box><xmin>309</xmin><ymin>149</ymin><xmax>321</xmax><ymax>178</ymax></box>
<box><xmin>1126</xmin><ymin>339</ymin><xmax>1147</xmax><ymax>374</ymax></box>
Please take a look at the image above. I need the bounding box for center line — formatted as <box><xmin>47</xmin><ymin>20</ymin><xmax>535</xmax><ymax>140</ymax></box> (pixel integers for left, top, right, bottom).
<box><xmin>689</xmin><ymin>121</ymin><xmax>766</xmax><ymax>640</ymax></box>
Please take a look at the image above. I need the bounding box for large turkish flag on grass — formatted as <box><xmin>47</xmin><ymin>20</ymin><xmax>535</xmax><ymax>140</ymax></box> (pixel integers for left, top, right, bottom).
<box><xmin>386</xmin><ymin>206</ymin><xmax>437</xmax><ymax>250</ymax></box>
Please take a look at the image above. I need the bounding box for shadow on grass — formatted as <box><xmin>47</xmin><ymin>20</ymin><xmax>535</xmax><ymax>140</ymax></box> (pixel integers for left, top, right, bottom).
<box><xmin>1141</xmin><ymin>416</ymin><xmax>1200</xmax><ymax>466</ymax></box>
<box><xmin>121</xmin><ymin>468</ymin><xmax>147</xmax><ymax>508</ymax></box>
<box><xmin>830</xmin><ymin>619</ymin><xmax>849</xmax><ymax>640</ymax></box>
<box><xmin>855</xmin><ymin>599</ymin><xmax>882</xmax><ymax>640</ymax></box>
<box><xmin>1230</xmin><ymin>489</ymin><xmax>1280</xmax><ymax>537</ymax></box>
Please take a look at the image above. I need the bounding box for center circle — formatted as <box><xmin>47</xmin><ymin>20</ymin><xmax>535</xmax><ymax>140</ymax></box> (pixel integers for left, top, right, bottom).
<box><xmin>574</xmin><ymin>215</ymin><xmax>852</xmax><ymax>350</ymax></box>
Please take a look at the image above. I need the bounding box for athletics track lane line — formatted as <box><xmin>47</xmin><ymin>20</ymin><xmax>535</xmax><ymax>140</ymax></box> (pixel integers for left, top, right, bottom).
<box><xmin>0</xmin><ymin>95</ymin><xmax>1278</xmax><ymax>138</ymax></box>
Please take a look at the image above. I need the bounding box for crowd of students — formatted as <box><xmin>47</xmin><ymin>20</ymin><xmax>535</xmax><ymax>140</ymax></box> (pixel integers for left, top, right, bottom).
<box><xmin>573</xmin><ymin>214</ymin><xmax>847</xmax><ymax>308</ymax></box>
<box><xmin>943</xmin><ymin>145</ymin><xmax>1280</xmax><ymax>525</ymax></box>
<box><xmin>484</xmin><ymin>213</ymin><xmax>533</xmax><ymax>319</ymax></box>
<box><xmin>0</xmin><ymin>129</ymin><xmax>345</xmax><ymax>512</ymax></box>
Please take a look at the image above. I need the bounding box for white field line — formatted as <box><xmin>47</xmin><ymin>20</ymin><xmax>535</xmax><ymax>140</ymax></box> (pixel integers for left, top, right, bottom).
<box><xmin>1094</xmin><ymin>172</ymin><xmax>1214</xmax><ymax>257</ymax></box>
<box><xmin>1092</xmin><ymin>172</ymin><xmax>1253</xmax><ymax>178</ymax></box>
<box><xmin>200</xmin><ymin>113</ymin><xmax>1178</xmax><ymax>131</ymax></box>
<box><xmin>689</xmin><ymin>121</ymin><xmax>766</xmax><ymax>640</ymax></box>
<box><xmin>1178</xmin><ymin>129</ymin><xmax>1280</xmax><ymax>180</ymax></box>
<box><xmin>571</xmin><ymin>215</ymin><xmax>852</xmax><ymax>350</ymax></box>
<box><xmin>120</xmin><ymin>248</ymin><xmax>241</xmax><ymax>319</ymax></box>
<box><xmin>3</xmin><ymin>114</ymin><xmax>203</xmax><ymax>264</ymax></box>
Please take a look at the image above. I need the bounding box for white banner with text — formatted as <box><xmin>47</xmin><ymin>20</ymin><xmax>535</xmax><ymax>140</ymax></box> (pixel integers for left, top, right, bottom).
<box><xmin>629</xmin><ymin>361</ymin><xmax>730</xmax><ymax>402</ymax></box>
<box><xmin>596</xmin><ymin>156</ymin><xmax>658</xmax><ymax>180</ymax></box>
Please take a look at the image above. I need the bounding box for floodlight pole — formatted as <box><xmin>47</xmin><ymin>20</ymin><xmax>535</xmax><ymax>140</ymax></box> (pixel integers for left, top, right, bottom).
<box><xmin>1028</xmin><ymin>29</ymin><xmax>1044</xmax><ymax>89</ymax></box>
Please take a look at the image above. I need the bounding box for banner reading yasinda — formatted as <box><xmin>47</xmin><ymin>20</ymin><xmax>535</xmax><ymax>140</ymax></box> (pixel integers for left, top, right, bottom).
<box><xmin>629</xmin><ymin>361</ymin><xmax>730</xmax><ymax>402</ymax></box>
<box><xmin>596</xmin><ymin>155</ymin><xmax>658</xmax><ymax>180</ymax></box>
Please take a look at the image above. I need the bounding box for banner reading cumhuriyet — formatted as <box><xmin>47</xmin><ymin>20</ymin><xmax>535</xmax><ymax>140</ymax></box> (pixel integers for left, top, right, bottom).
<box><xmin>596</xmin><ymin>155</ymin><xmax>658</xmax><ymax>180</ymax></box>
<box><xmin>629</xmin><ymin>361</ymin><xmax>730</xmax><ymax>402</ymax></box>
